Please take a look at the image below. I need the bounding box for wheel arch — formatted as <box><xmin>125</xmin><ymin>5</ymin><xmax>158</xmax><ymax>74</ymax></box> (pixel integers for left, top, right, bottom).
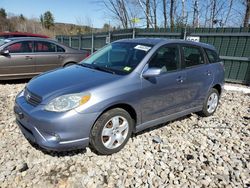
<box><xmin>212</xmin><ymin>84</ymin><xmax>222</xmax><ymax>96</ymax></box>
<box><xmin>63</xmin><ymin>61</ymin><xmax>77</xmax><ymax>67</ymax></box>
<box><xmin>93</xmin><ymin>103</ymin><xmax>138</xmax><ymax>132</ymax></box>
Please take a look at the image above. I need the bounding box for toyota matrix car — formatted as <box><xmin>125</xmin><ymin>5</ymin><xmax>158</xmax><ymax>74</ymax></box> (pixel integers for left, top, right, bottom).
<box><xmin>14</xmin><ymin>38</ymin><xmax>224</xmax><ymax>154</ymax></box>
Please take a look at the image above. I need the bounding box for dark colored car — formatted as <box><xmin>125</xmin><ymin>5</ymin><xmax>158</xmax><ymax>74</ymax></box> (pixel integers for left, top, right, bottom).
<box><xmin>0</xmin><ymin>32</ymin><xmax>49</xmax><ymax>39</ymax></box>
<box><xmin>0</xmin><ymin>37</ymin><xmax>89</xmax><ymax>80</ymax></box>
<box><xmin>14</xmin><ymin>38</ymin><xmax>224</xmax><ymax>154</ymax></box>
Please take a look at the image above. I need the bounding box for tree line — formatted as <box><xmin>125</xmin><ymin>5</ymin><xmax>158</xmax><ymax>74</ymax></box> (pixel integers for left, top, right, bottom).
<box><xmin>99</xmin><ymin>0</ymin><xmax>250</xmax><ymax>29</ymax></box>
<box><xmin>0</xmin><ymin>9</ymin><xmax>99</xmax><ymax>37</ymax></box>
<box><xmin>0</xmin><ymin>1</ymin><xmax>249</xmax><ymax>37</ymax></box>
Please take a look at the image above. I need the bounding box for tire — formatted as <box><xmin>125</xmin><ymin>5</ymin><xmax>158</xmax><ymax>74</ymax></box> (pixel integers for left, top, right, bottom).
<box><xmin>199</xmin><ymin>88</ymin><xmax>220</xmax><ymax>117</ymax></box>
<box><xmin>90</xmin><ymin>108</ymin><xmax>133</xmax><ymax>155</ymax></box>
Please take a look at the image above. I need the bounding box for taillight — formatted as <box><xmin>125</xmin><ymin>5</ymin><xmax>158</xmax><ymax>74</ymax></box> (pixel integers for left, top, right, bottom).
<box><xmin>84</xmin><ymin>52</ymin><xmax>90</xmax><ymax>58</ymax></box>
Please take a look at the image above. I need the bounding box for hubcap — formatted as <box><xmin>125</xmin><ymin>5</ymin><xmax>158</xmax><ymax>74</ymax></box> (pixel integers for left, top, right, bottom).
<box><xmin>101</xmin><ymin>116</ymin><xmax>129</xmax><ymax>149</ymax></box>
<box><xmin>207</xmin><ymin>92</ymin><xmax>218</xmax><ymax>113</ymax></box>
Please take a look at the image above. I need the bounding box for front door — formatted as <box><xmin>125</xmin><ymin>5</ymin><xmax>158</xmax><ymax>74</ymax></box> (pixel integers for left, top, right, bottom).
<box><xmin>141</xmin><ymin>44</ymin><xmax>190</xmax><ymax>123</ymax></box>
<box><xmin>0</xmin><ymin>41</ymin><xmax>35</xmax><ymax>78</ymax></box>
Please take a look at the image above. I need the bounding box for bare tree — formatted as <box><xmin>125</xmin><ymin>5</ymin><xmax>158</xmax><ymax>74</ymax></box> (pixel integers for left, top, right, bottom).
<box><xmin>146</xmin><ymin>0</ymin><xmax>150</xmax><ymax>28</ymax></box>
<box><xmin>192</xmin><ymin>0</ymin><xmax>199</xmax><ymax>28</ymax></box>
<box><xmin>210</xmin><ymin>0</ymin><xmax>216</xmax><ymax>27</ymax></box>
<box><xmin>101</xmin><ymin>0</ymin><xmax>131</xmax><ymax>28</ymax></box>
<box><xmin>224</xmin><ymin>0</ymin><xmax>233</xmax><ymax>26</ymax></box>
<box><xmin>163</xmin><ymin>0</ymin><xmax>167</xmax><ymax>29</ymax></box>
<box><xmin>99</xmin><ymin>0</ymin><xmax>244</xmax><ymax>28</ymax></box>
<box><xmin>152</xmin><ymin>0</ymin><xmax>157</xmax><ymax>28</ymax></box>
<box><xmin>170</xmin><ymin>0</ymin><xmax>175</xmax><ymax>31</ymax></box>
<box><xmin>243</xmin><ymin>0</ymin><xmax>250</xmax><ymax>27</ymax></box>
<box><xmin>137</xmin><ymin>0</ymin><xmax>154</xmax><ymax>28</ymax></box>
<box><xmin>181</xmin><ymin>0</ymin><xmax>186</xmax><ymax>24</ymax></box>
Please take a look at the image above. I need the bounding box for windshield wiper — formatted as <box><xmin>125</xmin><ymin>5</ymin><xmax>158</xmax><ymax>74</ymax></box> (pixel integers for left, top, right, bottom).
<box><xmin>78</xmin><ymin>63</ymin><xmax>116</xmax><ymax>74</ymax></box>
<box><xmin>92</xmin><ymin>65</ymin><xmax>116</xmax><ymax>74</ymax></box>
<box><xmin>77</xmin><ymin>63</ymin><xmax>95</xmax><ymax>69</ymax></box>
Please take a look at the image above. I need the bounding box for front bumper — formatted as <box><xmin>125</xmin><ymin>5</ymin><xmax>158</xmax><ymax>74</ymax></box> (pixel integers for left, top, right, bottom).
<box><xmin>14</xmin><ymin>96</ymin><xmax>100</xmax><ymax>151</ymax></box>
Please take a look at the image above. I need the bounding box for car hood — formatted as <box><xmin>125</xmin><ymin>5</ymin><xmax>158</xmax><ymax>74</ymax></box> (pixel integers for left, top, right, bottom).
<box><xmin>27</xmin><ymin>65</ymin><xmax>120</xmax><ymax>102</ymax></box>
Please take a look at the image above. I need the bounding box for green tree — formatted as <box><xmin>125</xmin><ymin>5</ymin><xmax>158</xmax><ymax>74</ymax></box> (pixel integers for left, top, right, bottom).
<box><xmin>0</xmin><ymin>8</ymin><xmax>8</xmax><ymax>31</ymax></box>
<box><xmin>41</xmin><ymin>11</ymin><xmax>54</xmax><ymax>29</ymax></box>
<box><xmin>19</xmin><ymin>14</ymin><xmax>26</xmax><ymax>21</ymax></box>
<box><xmin>0</xmin><ymin>8</ymin><xmax>7</xmax><ymax>18</ymax></box>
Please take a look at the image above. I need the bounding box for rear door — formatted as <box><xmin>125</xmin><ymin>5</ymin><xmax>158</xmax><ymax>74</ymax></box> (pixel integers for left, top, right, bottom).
<box><xmin>0</xmin><ymin>41</ymin><xmax>35</xmax><ymax>78</ymax></box>
<box><xmin>34</xmin><ymin>41</ymin><xmax>62</xmax><ymax>73</ymax></box>
<box><xmin>180</xmin><ymin>44</ymin><xmax>213</xmax><ymax>108</ymax></box>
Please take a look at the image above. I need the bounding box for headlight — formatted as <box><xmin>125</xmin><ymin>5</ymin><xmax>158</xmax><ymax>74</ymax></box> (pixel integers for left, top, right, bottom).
<box><xmin>17</xmin><ymin>89</ymin><xmax>24</xmax><ymax>97</ymax></box>
<box><xmin>45</xmin><ymin>93</ymin><xmax>91</xmax><ymax>112</ymax></box>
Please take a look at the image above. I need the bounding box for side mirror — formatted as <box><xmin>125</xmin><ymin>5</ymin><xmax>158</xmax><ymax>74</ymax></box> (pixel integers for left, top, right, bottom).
<box><xmin>0</xmin><ymin>49</ymin><xmax>9</xmax><ymax>56</ymax></box>
<box><xmin>142</xmin><ymin>67</ymin><xmax>161</xmax><ymax>78</ymax></box>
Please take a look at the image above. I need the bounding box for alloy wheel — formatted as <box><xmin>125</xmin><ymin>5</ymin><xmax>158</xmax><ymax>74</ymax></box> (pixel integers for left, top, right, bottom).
<box><xmin>101</xmin><ymin>116</ymin><xmax>129</xmax><ymax>149</ymax></box>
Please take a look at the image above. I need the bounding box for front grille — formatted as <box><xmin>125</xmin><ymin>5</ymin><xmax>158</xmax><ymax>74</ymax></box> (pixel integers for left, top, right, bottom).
<box><xmin>24</xmin><ymin>89</ymin><xmax>42</xmax><ymax>106</ymax></box>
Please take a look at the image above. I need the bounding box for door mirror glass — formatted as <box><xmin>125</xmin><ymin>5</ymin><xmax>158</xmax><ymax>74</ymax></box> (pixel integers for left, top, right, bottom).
<box><xmin>0</xmin><ymin>49</ymin><xmax>9</xmax><ymax>55</ymax></box>
<box><xmin>142</xmin><ymin>67</ymin><xmax>161</xmax><ymax>78</ymax></box>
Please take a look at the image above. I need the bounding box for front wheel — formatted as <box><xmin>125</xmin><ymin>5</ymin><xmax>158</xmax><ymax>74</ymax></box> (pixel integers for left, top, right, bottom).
<box><xmin>90</xmin><ymin>108</ymin><xmax>133</xmax><ymax>155</ymax></box>
<box><xmin>199</xmin><ymin>88</ymin><xmax>220</xmax><ymax>117</ymax></box>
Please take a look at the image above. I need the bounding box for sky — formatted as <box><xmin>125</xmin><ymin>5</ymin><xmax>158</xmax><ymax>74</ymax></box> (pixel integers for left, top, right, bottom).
<box><xmin>0</xmin><ymin>0</ymin><xmax>107</xmax><ymax>28</ymax></box>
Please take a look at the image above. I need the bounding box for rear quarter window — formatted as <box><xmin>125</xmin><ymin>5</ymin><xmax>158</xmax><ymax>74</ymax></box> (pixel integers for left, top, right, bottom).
<box><xmin>57</xmin><ymin>45</ymin><xmax>65</xmax><ymax>52</ymax></box>
<box><xmin>205</xmin><ymin>49</ymin><xmax>220</xmax><ymax>63</ymax></box>
<box><xmin>182</xmin><ymin>46</ymin><xmax>205</xmax><ymax>67</ymax></box>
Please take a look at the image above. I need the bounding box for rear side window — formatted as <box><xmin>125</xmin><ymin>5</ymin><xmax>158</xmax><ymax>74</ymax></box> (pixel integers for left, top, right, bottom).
<box><xmin>205</xmin><ymin>49</ymin><xmax>220</xmax><ymax>63</ymax></box>
<box><xmin>34</xmin><ymin>41</ymin><xmax>56</xmax><ymax>52</ymax></box>
<box><xmin>182</xmin><ymin>46</ymin><xmax>204</xmax><ymax>67</ymax></box>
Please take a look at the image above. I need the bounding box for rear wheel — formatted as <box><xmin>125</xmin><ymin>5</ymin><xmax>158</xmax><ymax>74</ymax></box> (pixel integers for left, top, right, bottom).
<box><xmin>90</xmin><ymin>108</ymin><xmax>133</xmax><ymax>155</ymax></box>
<box><xmin>199</xmin><ymin>88</ymin><xmax>219</xmax><ymax>117</ymax></box>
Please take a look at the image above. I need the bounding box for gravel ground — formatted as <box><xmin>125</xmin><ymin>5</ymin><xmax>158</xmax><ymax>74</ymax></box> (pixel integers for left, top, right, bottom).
<box><xmin>0</xmin><ymin>81</ymin><xmax>249</xmax><ymax>188</ymax></box>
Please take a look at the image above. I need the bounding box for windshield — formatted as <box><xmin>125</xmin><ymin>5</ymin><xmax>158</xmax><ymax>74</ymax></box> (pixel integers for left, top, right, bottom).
<box><xmin>0</xmin><ymin>39</ymin><xmax>10</xmax><ymax>46</ymax></box>
<box><xmin>80</xmin><ymin>42</ymin><xmax>152</xmax><ymax>75</ymax></box>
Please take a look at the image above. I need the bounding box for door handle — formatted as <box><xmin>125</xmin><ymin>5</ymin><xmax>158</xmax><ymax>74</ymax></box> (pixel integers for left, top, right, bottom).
<box><xmin>25</xmin><ymin>56</ymin><xmax>32</xmax><ymax>60</ymax></box>
<box><xmin>176</xmin><ymin>76</ymin><xmax>184</xmax><ymax>83</ymax></box>
<box><xmin>58</xmin><ymin>55</ymin><xmax>64</xmax><ymax>59</ymax></box>
<box><xmin>206</xmin><ymin>70</ymin><xmax>212</xmax><ymax>76</ymax></box>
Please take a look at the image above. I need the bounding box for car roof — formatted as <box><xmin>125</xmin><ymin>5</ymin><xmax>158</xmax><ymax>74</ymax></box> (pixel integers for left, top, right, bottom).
<box><xmin>0</xmin><ymin>32</ymin><xmax>49</xmax><ymax>38</ymax></box>
<box><xmin>4</xmin><ymin>37</ymin><xmax>58</xmax><ymax>43</ymax></box>
<box><xmin>116</xmin><ymin>38</ymin><xmax>216</xmax><ymax>50</ymax></box>
<box><xmin>0</xmin><ymin>37</ymin><xmax>85</xmax><ymax>52</ymax></box>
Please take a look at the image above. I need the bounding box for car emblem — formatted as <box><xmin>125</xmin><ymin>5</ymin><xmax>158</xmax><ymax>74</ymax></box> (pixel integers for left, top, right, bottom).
<box><xmin>26</xmin><ymin>93</ymin><xmax>31</xmax><ymax>100</ymax></box>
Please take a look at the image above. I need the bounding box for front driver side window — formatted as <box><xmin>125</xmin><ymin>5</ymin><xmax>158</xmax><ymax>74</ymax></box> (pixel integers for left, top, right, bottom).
<box><xmin>6</xmin><ymin>41</ymin><xmax>33</xmax><ymax>53</ymax></box>
<box><xmin>148</xmin><ymin>45</ymin><xmax>179</xmax><ymax>73</ymax></box>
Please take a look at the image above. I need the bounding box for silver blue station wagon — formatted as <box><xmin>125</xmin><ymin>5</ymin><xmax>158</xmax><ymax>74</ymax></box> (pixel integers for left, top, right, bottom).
<box><xmin>15</xmin><ymin>38</ymin><xmax>224</xmax><ymax>154</ymax></box>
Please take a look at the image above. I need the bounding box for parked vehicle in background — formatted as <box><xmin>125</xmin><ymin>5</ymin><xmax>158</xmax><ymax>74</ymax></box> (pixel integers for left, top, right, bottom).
<box><xmin>0</xmin><ymin>32</ymin><xmax>49</xmax><ymax>39</ymax></box>
<box><xmin>0</xmin><ymin>37</ymin><xmax>89</xmax><ymax>80</ymax></box>
<box><xmin>14</xmin><ymin>38</ymin><xmax>224</xmax><ymax>154</ymax></box>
